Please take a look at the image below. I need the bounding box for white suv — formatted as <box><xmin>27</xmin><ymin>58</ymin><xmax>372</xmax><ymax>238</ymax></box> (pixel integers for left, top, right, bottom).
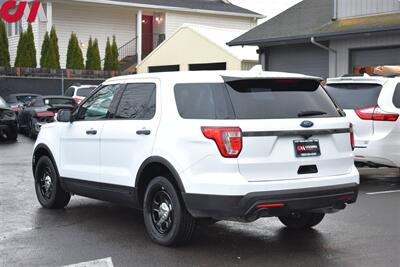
<box><xmin>326</xmin><ymin>75</ymin><xmax>400</xmax><ymax>168</ymax></box>
<box><xmin>64</xmin><ymin>85</ymin><xmax>98</xmax><ymax>104</ymax></box>
<box><xmin>32</xmin><ymin>71</ymin><xmax>359</xmax><ymax>246</ymax></box>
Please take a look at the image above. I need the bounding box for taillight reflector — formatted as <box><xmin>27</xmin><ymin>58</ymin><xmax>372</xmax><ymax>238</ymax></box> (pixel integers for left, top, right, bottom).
<box><xmin>355</xmin><ymin>106</ymin><xmax>399</xmax><ymax>121</ymax></box>
<box><xmin>74</xmin><ymin>98</ymin><xmax>82</xmax><ymax>104</ymax></box>
<box><xmin>256</xmin><ymin>203</ymin><xmax>285</xmax><ymax>209</ymax></box>
<box><xmin>36</xmin><ymin>111</ymin><xmax>54</xmax><ymax>117</ymax></box>
<box><xmin>201</xmin><ymin>127</ymin><xmax>242</xmax><ymax>158</ymax></box>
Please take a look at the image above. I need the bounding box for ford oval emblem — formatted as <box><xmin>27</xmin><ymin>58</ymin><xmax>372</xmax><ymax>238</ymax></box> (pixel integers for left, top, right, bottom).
<box><xmin>301</xmin><ymin>121</ymin><xmax>314</xmax><ymax>128</ymax></box>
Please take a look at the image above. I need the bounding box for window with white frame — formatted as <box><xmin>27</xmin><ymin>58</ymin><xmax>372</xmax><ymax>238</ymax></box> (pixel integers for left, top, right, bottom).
<box><xmin>14</xmin><ymin>20</ymin><xmax>22</xmax><ymax>35</ymax></box>
<box><xmin>6</xmin><ymin>22</ymin><xmax>12</xmax><ymax>37</ymax></box>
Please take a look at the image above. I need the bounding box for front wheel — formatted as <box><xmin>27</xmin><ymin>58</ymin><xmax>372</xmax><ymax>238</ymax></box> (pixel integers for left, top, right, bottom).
<box><xmin>143</xmin><ymin>176</ymin><xmax>196</xmax><ymax>246</ymax></box>
<box><xmin>279</xmin><ymin>212</ymin><xmax>325</xmax><ymax>230</ymax></box>
<box><xmin>34</xmin><ymin>156</ymin><xmax>71</xmax><ymax>209</ymax></box>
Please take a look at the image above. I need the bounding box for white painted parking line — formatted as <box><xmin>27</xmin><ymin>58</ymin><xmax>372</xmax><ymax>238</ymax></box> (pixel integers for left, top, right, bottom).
<box><xmin>366</xmin><ymin>190</ymin><xmax>400</xmax><ymax>195</ymax></box>
<box><xmin>62</xmin><ymin>257</ymin><xmax>114</xmax><ymax>267</ymax></box>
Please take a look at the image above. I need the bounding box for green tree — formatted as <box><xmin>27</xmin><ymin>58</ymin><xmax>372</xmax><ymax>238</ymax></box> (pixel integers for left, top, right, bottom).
<box><xmin>92</xmin><ymin>38</ymin><xmax>101</xmax><ymax>71</ymax></box>
<box><xmin>40</xmin><ymin>32</ymin><xmax>50</xmax><ymax>68</ymax></box>
<box><xmin>66</xmin><ymin>32</ymin><xmax>84</xmax><ymax>69</ymax></box>
<box><xmin>85</xmin><ymin>37</ymin><xmax>93</xmax><ymax>70</ymax></box>
<box><xmin>48</xmin><ymin>26</ymin><xmax>60</xmax><ymax>69</ymax></box>
<box><xmin>25</xmin><ymin>24</ymin><xmax>37</xmax><ymax>68</ymax></box>
<box><xmin>103</xmin><ymin>37</ymin><xmax>112</xmax><ymax>71</ymax></box>
<box><xmin>0</xmin><ymin>20</ymin><xmax>11</xmax><ymax>67</ymax></box>
<box><xmin>15</xmin><ymin>24</ymin><xmax>37</xmax><ymax>68</ymax></box>
<box><xmin>111</xmin><ymin>35</ymin><xmax>120</xmax><ymax>71</ymax></box>
<box><xmin>15</xmin><ymin>31</ymin><xmax>26</xmax><ymax>67</ymax></box>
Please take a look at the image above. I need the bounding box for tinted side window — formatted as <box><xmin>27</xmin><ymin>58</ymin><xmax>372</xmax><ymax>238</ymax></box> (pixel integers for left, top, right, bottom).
<box><xmin>77</xmin><ymin>84</ymin><xmax>120</xmax><ymax>121</ymax></box>
<box><xmin>174</xmin><ymin>83</ymin><xmax>235</xmax><ymax>119</ymax></box>
<box><xmin>393</xmin><ymin>83</ymin><xmax>400</xmax><ymax>108</ymax></box>
<box><xmin>115</xmin><ymin>83</ymin><xmax>156</xmax><ymax>120</ymax></box>
<box><xmin>65</xmin><ymin>87</ymin><xmax>75</xmax><ymax>97</ymax></box>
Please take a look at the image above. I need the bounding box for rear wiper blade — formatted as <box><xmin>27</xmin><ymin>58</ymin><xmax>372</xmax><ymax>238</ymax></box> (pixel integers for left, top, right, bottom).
<box><xmin>297</xmin><ymin>110</ymin><xmax>327</xmax><ymax>117</ymax></box>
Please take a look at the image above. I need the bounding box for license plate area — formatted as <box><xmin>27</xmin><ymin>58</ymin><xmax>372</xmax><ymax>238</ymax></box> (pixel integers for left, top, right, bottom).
<box><xmin>294</xmin><ymin>140</ymin><xmax>321</xmax><ymax>157</ymax></box>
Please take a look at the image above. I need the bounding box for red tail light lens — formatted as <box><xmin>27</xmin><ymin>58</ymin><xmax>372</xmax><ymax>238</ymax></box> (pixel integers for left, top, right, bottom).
<box><xmin>202</xmin><ymin>127</ymin><xmax>242</xmax><ymax>158</ymax></box>
<box><xmin>355</xmin><ymin>106</ymin><xmax>399</xmax><ymax>121</ymax></box>
<box><xmin>36</xmin><ymin>111</ymin><xmax>55</xmax><ymax>118</ymax></box>
<box><xmin>74</xmin><ymin>98</ymin><xmax>82</xmax><ymax>104</ymax></box>
<box><xmin>350</xmin><ymin>123</ymin><xmax>355</xmax><ymax>151</ymax></box>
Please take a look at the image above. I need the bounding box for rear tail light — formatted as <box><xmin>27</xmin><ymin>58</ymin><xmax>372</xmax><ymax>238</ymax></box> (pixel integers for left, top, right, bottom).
<box><xmin>355</xmin><ymin>106</ymin><xmax>399</xmax><ymax>121</ymax></box>
<box><xmin>256</xmin><ymin>203</ymin><xmax>285</xmax><ymax>209</ymax></box>
<box><xmin>74</xmin><ymin>98</ymin><xmax>82</xmax><ymax>104</ymax></box>
<box><xmin>201</xmin><ymin>127</ymin><xmax>242</xmax><ymax>158</ymax></box>
<box><xmin>350</xmin><ymin>123</ymin><xmax>355</xmax><ymax>151</ymax></box>
<box><xmin>36</xmin><ymin>111</ymin><xmax>55</xmax><ymax>118</ymax></box>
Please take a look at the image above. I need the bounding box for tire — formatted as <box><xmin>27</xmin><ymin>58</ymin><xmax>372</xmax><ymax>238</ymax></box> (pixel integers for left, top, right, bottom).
<box><xmin>28</xmin><ymin>119</ymin><xmax>37</xmax><ymax>139</ymax></box>
<box><xmin>279</xmin><ymin>212</ymin><xmax>325</xmax><ymax>230</ymax></box>
<box><xmin>6</xmin><ymin>128</ymin><xmax>17</xmax><ymax>141</ymax></box>
<box><xmin>143</xmin><ymin>176</ymin><xmax>196</xmax><ymax>246</ymax></box>
<box><xmin>34</xmin><ymin>156</ymin><xmax>71</xmax><ymax>209</ymax></box>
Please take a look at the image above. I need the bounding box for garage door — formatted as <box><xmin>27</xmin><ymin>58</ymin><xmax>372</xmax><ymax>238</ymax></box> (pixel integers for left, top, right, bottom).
<box><xmin>266</xmin><ymin>44</ymin><xmax>329</xmax><ymax>78</ymax></box>
<box><xmin>350</xmin><ymin>46</ymin><xmax>400</xmax><ymax>71</ymax></box>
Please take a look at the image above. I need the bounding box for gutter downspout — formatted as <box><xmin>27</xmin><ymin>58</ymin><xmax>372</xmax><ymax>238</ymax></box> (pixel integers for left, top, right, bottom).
<box><xmin>311</xmin><ymin>37</ymin><xmax>337</xmax><ymax>77</ymax></box>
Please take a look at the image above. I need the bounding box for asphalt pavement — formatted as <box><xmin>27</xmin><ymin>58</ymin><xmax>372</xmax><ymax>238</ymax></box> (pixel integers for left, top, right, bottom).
<box><xmin>1</xmin><ymin>135</ymin><xmax>399</xmax><ymax>267</ymax></box>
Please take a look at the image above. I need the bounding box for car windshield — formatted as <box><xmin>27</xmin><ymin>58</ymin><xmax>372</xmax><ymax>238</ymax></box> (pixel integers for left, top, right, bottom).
<box><xmin>325</xmin><ymin>83</ymin><xmax>383</xmax><ymax>110</ymax></box>
<box><xmin>44</xmin><ymin>98</ymin><xmax>76</xmax><ymax>106</ymax></box>
<box><xmin>16</xmin><ymin>95</ymin><xmax>38</xmax><ymax>104</ymax></box>
<box><xmin>0</xmin><ymin>97</ymin><xmax>8</xmax><ymax>108</ymax></box>
<box><xmin>77</xmin><ymin>87</ymin><xmax>96</xmax><ymax>97</ymax></box>
<box><xmin>174</xmin><ymin>79</ymin><xmax>341</xmax><ymax>119</ymax></box>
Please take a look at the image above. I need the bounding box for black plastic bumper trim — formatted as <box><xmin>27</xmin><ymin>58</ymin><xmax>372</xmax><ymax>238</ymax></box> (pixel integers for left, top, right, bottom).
<box><xmin>243</xmin><ymin>128</ymin><xmax>350</xmax><ymax>137</ymax></box>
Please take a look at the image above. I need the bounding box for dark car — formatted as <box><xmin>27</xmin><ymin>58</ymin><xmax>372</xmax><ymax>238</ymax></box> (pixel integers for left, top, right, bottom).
<box><xmin>5</xmin><ymin>94</ymin><xmax>40</xmax><ymax>113</ymax></box>
<box><xmin>0</xmin><ymin>96</ymin><xmax>18</xmax><ymax>141</ymax></box>
<box><xmin>19</xmin><ymin>96</ymin><xmax>77</xmax><ymax>138</ymax></box>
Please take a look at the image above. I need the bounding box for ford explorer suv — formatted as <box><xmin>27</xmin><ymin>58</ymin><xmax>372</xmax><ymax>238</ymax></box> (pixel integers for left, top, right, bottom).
<box><xmin>32</xmin><ymin>71</ymin><xmax>359</xmax><ymax>246</ymax></box>
<box><xmin>326</xmin><ymin>75</ymin><xmax>400</xmax><ymax>168</ymax></box>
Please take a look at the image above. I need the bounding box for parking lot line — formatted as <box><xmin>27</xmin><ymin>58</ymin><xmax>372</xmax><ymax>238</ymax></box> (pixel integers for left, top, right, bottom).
<box><xmin>62</xmin><ymin>257</ymin><xmax>114</xmax><ymax>267</ymax></box>
<box><xmin>366</xmin><ymin>190</ymin><xmax>400</xmax><ymax>195</ymax></box>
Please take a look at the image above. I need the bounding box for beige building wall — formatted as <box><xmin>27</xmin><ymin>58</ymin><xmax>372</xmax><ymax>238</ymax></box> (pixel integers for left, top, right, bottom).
<box><xmin>137</xmin><ymin>28</ymin><xmax>244</xmax><ymax>73</ymax></box>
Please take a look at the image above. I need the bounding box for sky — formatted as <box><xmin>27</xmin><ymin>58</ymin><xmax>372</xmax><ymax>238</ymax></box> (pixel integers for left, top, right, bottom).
<box><xmin>230</xmin><ymin>0</ymin><xmax>302</xmax><ymax>24</ymax></box>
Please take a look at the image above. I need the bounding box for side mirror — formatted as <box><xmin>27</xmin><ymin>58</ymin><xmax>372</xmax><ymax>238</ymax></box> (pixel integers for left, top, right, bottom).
<box><xmin>57</xmin><ymin>109</ymin><xmax>73</xmax><ymax>123</ymax></box>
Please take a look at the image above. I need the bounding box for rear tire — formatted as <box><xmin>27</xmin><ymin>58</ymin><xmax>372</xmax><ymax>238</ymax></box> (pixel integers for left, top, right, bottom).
<box><xmin>6</xmin><ymin>128</ymin><xmax>17</xmax><ymax>141</ymax></box>
<box><xmin>279</xmin><ymin>212</ymin><xmax>325</xmax><ymax>229</ymax></box>
<box><xmin>143</xmin><ymin>176</ymin><xmax>196</xmax><ymax>246</ymax></box>
<box><xmin>34</xmin><ymin>156</ymin><xmax>71</xmax><ymax>209</ymax></box>
<box><xmin>28</xmin><ymin>120</ymin><xmax>37</xmax><ymax>139</ymax></box>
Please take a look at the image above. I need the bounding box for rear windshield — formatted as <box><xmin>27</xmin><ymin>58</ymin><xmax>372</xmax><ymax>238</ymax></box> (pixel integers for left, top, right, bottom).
<box><xmin>174</xmin><ymin>79</ymin><xmax>341</xmax><ymax>119</ymax></box>
<box><xmin>325</xmin><ymin>83</ymin><xmax>382</xmax><ymax>110</ymax></box>
<box><xmin>77</xmin><ymin>87</ymin><xmax>96</xmax><ymax>97</ymax></box>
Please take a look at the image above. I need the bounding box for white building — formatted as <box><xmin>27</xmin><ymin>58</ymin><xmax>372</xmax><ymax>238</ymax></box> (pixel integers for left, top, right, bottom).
<box><xmin>4</xmin><ymin>0</ymin><xmax>262</xmax><ymax>70</ymax></box>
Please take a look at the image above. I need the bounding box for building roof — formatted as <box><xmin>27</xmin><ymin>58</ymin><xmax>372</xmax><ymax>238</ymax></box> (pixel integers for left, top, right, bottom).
<box><xmin>228</xmin><ymin>0</ymin><xmax>400</xmax><ymax>46</ymax></box>
<box><xmin>71</xmin><ymin>0</ymin><xmax>263</xmax><ymax>18</ymax></box>
<box><xmin>186</xmin><ymin>24</ymin><xmax>258</xmax><ymax>61</ymax></box>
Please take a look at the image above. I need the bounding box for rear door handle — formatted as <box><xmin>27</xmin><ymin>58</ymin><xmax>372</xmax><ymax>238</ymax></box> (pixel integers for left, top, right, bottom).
<box><xmin>136</xmin><ymin>130</ymin><xmax>151</xmax><ymax>135</ymax></box>
<box><xmin>86</xmin><ymin>130</ymin><xmax>97</xmax><ymax>135</ymax></box>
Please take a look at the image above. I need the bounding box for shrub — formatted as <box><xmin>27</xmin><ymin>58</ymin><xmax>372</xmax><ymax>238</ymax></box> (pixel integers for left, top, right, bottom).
<box><xmin>0</xmin><ymin>20</ymin><xmax>10</xmax><ymax>67</ymax></box>
<box><xmin>103</xmin><ymin>37</ymin><xmax>112</xmax><ymax>71</ymax></box>
<box><xmin>85</xmin><ymin>37</ymin><xmax>93</xmax><ymax>70</ymax></box>
<box><xmin>66</xmin><ymin>32</ymin><xmax>84</xmax><ymax>69</ymax></box>
<box><xmin>40</xmin><ymin>32</ymin><xmax>50</xmax><ymax>68</ymax></box>
<box><xmin>48</xmin><ymin>26</ymin><xmax>60</xmax><ymax>69</ymax></box>
<box><xmin>92</xmin><ymin>38</ymin><xmax>101</xmax><ymax>71</ymax></box>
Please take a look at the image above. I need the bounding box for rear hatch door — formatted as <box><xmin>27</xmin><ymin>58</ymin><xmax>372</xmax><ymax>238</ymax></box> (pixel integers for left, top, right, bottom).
<box><xmin>225</xmin><ymin>78</ymin><xmax>353</xmax><ymax>182</ymax></box>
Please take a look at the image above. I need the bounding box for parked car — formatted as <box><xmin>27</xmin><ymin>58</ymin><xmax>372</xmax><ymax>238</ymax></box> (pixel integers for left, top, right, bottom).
<box><xmin>64</xmin><ymin>85</ymin><xmax>98</xmax><ymax>104</ymax></box>
<box><xmin>5</xmin><ymin>93</ymin><xmax>40</xmax><ymax>113</ymax></box>
<box><xmin>32</xmin><ymin>71</ymin><xmax>359</xmax><ymax>246</ymax></box>
<box><xmin>20</xmin><ymin>96</ymin><xmax>77</xmax><ymax>138</ymax></box>
<box><xmin>326</xmin><ymin>75</ymin><xmax>400</xmax><ymax>168</ymax></box>
<box><xmin>0</xmin><ymin>96</ymin><xmax>18</xmax><ymax>141</ymax></box>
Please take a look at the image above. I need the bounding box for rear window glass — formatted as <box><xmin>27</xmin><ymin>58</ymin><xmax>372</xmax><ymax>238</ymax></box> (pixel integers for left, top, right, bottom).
<box><xmin>325</xmin><ymin>83</ymin><xmax>382</xmax><ymax>110</ymax></box>
<box><xmin>393</xmin><ymin>83</ymin><xmax>400</xmax><ymax>108</ymax></box>
<box><xmin>174</xmin><ymin>79</ymin><xmax>340</xmax><ymax>120</ymax></box>
<box><xmin>77</xmin><ymin>87</ymin><xmax>96</xmax><ymax>97</ymax></box>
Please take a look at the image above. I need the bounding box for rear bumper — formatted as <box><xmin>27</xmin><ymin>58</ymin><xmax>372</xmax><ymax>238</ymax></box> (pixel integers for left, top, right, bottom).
<box><xmin>0</xmin><ymin>121</ymin><xmax>17</xmax><ymax>132</ymax></box>
<box><xmin>183</xmin><ymin>183</ymin><xmax>358</xmax><ymax>221</ymax></box>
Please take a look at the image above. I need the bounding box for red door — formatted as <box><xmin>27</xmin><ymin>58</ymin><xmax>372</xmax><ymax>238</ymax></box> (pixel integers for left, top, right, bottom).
<box><xmin>142</xmin><ymin>15</ymin><xmax>153</xmax><ymax>58</ymax></box>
